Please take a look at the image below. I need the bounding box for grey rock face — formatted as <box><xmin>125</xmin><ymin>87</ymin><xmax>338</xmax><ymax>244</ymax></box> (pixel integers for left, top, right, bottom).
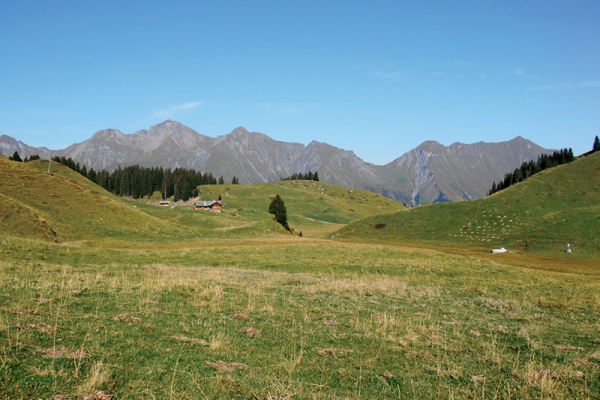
<box><xmin>0</xmin><ymin>135</ymin><xmax>53</xmax><ymax>160</ymax></box>
<box><xmin>0</xmin><ymin>121</ymin><xmax>551</xmax><ymax>204</ymax></box>
<box><xmin>375</xmin><ymin>136</ymin><xmax>550</xmax><ymax>205</ymax></box>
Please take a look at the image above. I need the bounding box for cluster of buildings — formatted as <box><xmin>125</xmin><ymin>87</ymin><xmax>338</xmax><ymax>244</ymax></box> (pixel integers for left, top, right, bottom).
<box><xmin>159</xmin><ymin>200</ymin><xmax>222</xmax><ymax>212</ymax></box>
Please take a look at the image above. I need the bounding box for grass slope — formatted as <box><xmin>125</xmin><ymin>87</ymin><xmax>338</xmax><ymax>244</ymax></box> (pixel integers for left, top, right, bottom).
<box><xmin>185</xmin><ymin>180</ymin><xmax>403</xmax><ymax>231</ymax></box>
<box><xmin>0</xmin><ymin>157</ymin><xmax>401</xmax><ymax>245</ymax></box>
<box><xmin>0</xmin><ymin>157</ymin><xmax>197</xmax><ymax>245</ymax></box>
<box><xmin>335</xmin><ymin>152</ymin><xmax>600</xmax><ymax>257</ymax></box>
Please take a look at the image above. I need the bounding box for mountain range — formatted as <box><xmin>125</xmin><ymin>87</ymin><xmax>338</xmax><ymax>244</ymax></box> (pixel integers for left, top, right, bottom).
<box><xmin>0</xmin><ymin>120</ymin><xmax>551</xmax><ymax>205</ymax></box>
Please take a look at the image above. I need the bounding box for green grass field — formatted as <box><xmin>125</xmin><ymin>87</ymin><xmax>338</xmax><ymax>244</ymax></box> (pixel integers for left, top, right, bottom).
<box><xmin>335</xmin><ymin>152</ymin><xmax>600</xmax><ymax>258</ymax></box>
<box><xmin>1</xmin><ymin>155</ymin><xmax>599</xmax><ymax>399</ymax></box>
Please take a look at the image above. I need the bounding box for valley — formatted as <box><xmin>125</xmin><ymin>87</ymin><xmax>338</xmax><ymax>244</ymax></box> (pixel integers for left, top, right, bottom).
<box><xmin>0</xmin><ymin>154</ymin><xmax>598</xmax><ymax>399</ymax></box>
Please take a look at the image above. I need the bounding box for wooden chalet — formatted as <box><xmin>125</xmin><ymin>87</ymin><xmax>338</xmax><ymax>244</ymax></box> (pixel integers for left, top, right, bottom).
<box><xmin>159</xmin><ymin>200</ymin><xmax>170</xmax><ymax>207</ymax></box>
<box><xmin>194</xmin><ymin>200</ymin><xmax>222</xmax><ymax>212</ymax></box>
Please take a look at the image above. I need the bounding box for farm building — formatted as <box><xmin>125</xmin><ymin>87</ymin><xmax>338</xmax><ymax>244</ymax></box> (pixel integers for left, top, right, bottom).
<box><xmin>194</xmin><ymin>200</ymin><xmax>222</xmax><ymax>212</ymax></box>
<box><xmin>159</xmin><ymin>200</ymin><xmax>170</xmax><ymax>207</ymax></box>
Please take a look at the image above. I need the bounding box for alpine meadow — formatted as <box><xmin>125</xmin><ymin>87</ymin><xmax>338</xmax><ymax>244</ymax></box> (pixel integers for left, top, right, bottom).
<box><xmin>0</xmin><ymin>148</ymin><xmax>599</xmax><ymax>399</ymax></box>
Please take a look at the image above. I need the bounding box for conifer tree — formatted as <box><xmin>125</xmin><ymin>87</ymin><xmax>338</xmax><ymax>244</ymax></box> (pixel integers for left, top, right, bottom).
<box><xmin>594</xmin><ymin>136</ymin><xmax>600</xmax><ymax>153</ymax></box>
<box><xmin>268</xmin><ymin>194</ymin><xmax>289</xmax><ymax>231</ymax></box>
<box><xmin>9</xmin><ymin>151</ymin><xmax>22</xmax><ymax>162</ymax></box>
<box><xmin>88</xmin><ymin>168</ymin><xmax>97</xmax><ymax>183</ymax></box>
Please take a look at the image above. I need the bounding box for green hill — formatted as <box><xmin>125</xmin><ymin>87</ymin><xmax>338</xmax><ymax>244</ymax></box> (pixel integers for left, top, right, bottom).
<box><xmin>0</xmin><ymin>157</ymin><xmax>195</xmax><ymax>245</ymax></box>
<box><xmin>334</xmin><ymin>152</ymin><xmax>600</xmax><ymax>256</ymax></box>
<box><xmin>187</xmin><ymin>180</ymin><xmax>403</xmax><ymax>224</ymax></box>
<box><xmin>0</xmin><ymin>157</ymin><xmax>402</xmax><ymax>245</ymax></box>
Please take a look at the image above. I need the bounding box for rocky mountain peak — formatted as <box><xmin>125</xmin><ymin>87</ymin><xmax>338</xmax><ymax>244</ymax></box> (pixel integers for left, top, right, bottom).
<box><xmin>0</xmin><ymin>121</ymin><xmax>553</xmax><ymax>204</ymax></box>
<box><xmin>147</xmin><ymin>120</ymin><xmax>197</xmax><ymax>137</ymax></box>
<box><xmin>91</xmin><ymin>129</ymin><xmax>125</xmax><ymax>141</ymax></box>
<box><xmin>417</xmin><ymin>140</ymin><xmax>446</xmax><ymax>153</ymax></box>
<box><xmin>229</xmin><ymin>127</ymin><xmax>251</xmax><ymax>138</ymax></box>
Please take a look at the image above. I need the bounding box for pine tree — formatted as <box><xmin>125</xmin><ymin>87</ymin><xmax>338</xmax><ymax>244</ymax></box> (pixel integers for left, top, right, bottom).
<box><xmin>9</xmin><ymin>151</ymin><xmax>22</xmax><ymax>162</ymax></box>
<box><xmin>313</xmin><ymin>171</ymin><xmax>319</xmax><ymax>182</ymax></box>
<box><xmin>88</xmin><ymin>168</ymin><xmax>97</xmax><ymax>183</ymax></box>
<box><xmin>268</xmin><ymin>194</ymin><xmax>289</xmax><ymax>231</ymax></box>
<box><xmin>594</xmin><ymin>136</ymin><xmax>600</xmax><ymax>153</ymax></box>
<box><xmin>218</xmin><ymin>175</ymin><xmax>225</xmax><ymax>185</ymax></box>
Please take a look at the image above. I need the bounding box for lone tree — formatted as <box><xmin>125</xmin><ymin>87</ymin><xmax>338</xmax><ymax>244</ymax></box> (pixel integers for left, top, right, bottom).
<box><xmin>268</xmin><ymin>194</ymin><xmax>289</xmax><ymax>231</ymax></box>
<box><xmin>594</xmin><ymin>135</ymin><xmax>600</xmax><ymax>153</ymax></box>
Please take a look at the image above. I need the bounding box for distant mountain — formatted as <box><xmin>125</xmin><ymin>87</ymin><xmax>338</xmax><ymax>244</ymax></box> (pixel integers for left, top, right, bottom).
<box><xmin>373</xmin><ymin>136</ymin><xmax>551</xmax><ymax>205</ymax></box>
<box><xmin>0</xmin><ymin>120</ymin><xmax>552</xmax><ymax>204</ymax></box>
<box><xmin>0</xmin><ymin>135</ymin><xmax>53</xmax><ymax>160</ymax></box>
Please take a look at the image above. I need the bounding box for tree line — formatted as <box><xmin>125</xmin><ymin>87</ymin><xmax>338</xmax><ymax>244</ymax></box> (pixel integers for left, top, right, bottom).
<box><xmin>487</xmin><ymin>148</ymin><xmax>574</xmax><ymax>196</ymax></box>
<box><xmin>280</xmin><ymin>171</ymin><xmax>319</xmax><ymax>182</ymax></box>
<box><xmin>8</xmin><ymin>152</ymin><xmax>40</xmax><ymax>162</ymax></box>
<box><xmin>50</xmin><ymin>156</ymin><xmax>239</xmax><ymax>202</ymax></box>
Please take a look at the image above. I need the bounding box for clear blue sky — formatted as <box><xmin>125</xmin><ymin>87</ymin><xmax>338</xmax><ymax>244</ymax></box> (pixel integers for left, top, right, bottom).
<box><xmin>1</xmin><ymin>1</ymin><xmax>598</xmax><ymax>164</ymax></box>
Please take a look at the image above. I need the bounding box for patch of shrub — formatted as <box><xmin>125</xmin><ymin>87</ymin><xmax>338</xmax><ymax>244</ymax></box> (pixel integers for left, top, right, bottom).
<box><xmin>374</xmin><ymin>223</ymin><xmax>386</xmax><ymax>229</ymax></box>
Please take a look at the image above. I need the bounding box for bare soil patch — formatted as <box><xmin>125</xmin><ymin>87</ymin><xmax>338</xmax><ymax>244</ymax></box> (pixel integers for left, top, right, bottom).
<box><xmin>240</xmin><ymin>327</ymin><xmax>261</xmax><ymax>337</ymax></box>
<box><xmin>113</xmin><ymin>314</ymin><xmax>141</xmax><ymax>323</ymax></box>
<box><xmin>204</xmin><ymin>360</ymin><xmax>248</xmax><ymax>372</ymax></box>
<box><xmin>315</xmin><ymin>348</ymin><xmax>353</xmax><ymax>357</ymax></box>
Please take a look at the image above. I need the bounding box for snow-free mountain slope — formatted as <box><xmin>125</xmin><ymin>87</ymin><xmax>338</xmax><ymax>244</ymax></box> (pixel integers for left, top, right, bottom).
<box><xmin>0</xmin><ymin>121</ymin><xmax>552</xmax><ymax>204</ymax></box>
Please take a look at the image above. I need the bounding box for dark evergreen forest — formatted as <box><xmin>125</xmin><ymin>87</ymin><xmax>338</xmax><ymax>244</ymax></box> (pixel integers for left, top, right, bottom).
<box><xmin>50</xmin><ymin>156</ymin><xmax>241</xmax><ymax>201</ymax></box>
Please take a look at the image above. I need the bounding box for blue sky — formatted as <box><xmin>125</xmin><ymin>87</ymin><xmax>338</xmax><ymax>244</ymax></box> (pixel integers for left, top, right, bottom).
<box><xmin>1</xmin><ymin>1</ymin><xmax>598</xmax><ymax>164</ymax></box>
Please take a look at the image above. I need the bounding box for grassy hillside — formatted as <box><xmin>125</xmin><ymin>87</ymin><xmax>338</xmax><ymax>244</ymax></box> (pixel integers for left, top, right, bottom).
<box><xmin>1</xmin><ymin>157</ymin><xmax>598</xmax><ymax>398</ymax></box>
<box><xmin>185</xmin><ymin>180</ymin><xmax>402</xmax><ymax>225</ymax></box>
<box><xmin>0</xmin><ymin>157</ymin><xmax>401</xmax><ymax>244</ymax></box>
<box><xmin>334</xmin><ymin>152</ymin><xmax>600</xmax><ymax>256</ymax></box>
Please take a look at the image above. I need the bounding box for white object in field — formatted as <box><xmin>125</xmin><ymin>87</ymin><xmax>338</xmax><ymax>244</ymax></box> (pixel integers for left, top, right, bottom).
<box><xmin>491</xmin><ymin>247</ymin><xmax>507</xmax><ymax>254</ymax></box>
<box><xmin>567</xmin><ymin>243</ymin><xmax>571</xmax><ymax>253</ymax></box>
